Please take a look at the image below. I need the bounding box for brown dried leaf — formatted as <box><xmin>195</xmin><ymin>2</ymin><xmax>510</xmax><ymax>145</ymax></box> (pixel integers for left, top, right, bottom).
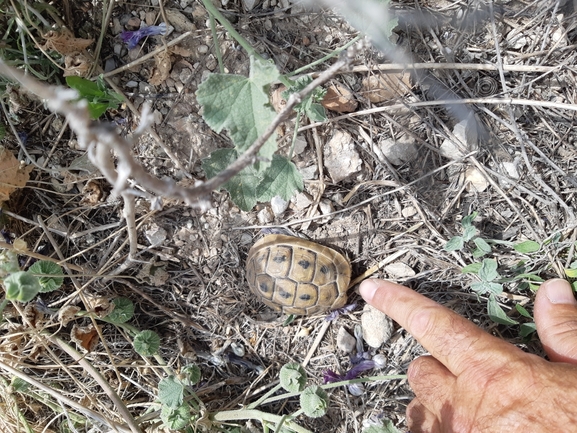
<box><xmin>149</xmin><ymin>49</ymin><xmax>172</xmax><ymax>86</ymax></box>
<box><xmin>321</xmin><ymin>83</ymin><xmax>358</xmax><ymax>113</ymax></box>
<box><xmin>79</xmin><ymin>180</ymin><xmax>104</xmax><ymax>206</ymax></box>
<box><xmin>0</xmin><ymin>147</ymin><xmax>33</xmax><ymax>204</ymax></box>
<box><xmin>83</xmin><ymin>295</ymin><xmax>114</xmax><ymax>318</ymax></box>
<box><xmin>361</xmin><ymin>72</ymin><xmax>412</xmax><ymax>103</ymax></box>
<box><xmin>63</xmin><ymin>53</ymin><xmax>92</xmax><ymax>77</ymax></box>
<box><xmin>71</xmin><ymin>324</ymin><xmax>99</xmax><ymax>352</ymax></box>
<box><xmin>42</xmin><ymin>28</ymin><xmax>93</xmax><ymax>56</ymax></box>
<box><xmin>58</xmin><ymin>305</ymin><xmax>81</xmax><ymax>327</ymax></box>
<box><xmin>23</xmin><ymin>304</ymin><xmax>45</xmax><ymax>328</ymax></box>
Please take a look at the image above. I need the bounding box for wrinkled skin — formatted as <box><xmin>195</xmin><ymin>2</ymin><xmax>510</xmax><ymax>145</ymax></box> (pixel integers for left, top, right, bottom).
<box><xmin>359</xmin><ymin>278</ymin><xmax>577</xmax><ymax>432</ymax></box>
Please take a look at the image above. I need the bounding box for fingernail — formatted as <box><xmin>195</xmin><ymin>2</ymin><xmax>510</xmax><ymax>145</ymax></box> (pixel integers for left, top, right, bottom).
<box><xmin>359</xmin><ymin>279</ymin><xmax>379</xmax><ymax>302</ymax></box>
<box><xmin>542</xmin><ymin>279</ymin><xmax>577</xmax><ymax>305</ymax></box>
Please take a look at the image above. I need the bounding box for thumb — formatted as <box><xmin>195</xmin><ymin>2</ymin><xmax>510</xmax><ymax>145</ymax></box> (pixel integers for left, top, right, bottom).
<box><xmin>534</xmin><ymin>278</ymin><xmax>577</xmax><ymax>363</ymax></box>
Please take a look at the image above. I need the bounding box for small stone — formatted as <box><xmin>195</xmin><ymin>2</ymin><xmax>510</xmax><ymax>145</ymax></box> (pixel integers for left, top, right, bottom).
<box><xmin>300</xmin><ymin>165</ymin><xmax>318</xmax><ymax>180</ymax></box>
<box><xmin>439</xmin><ymin>116</ymin><xmax>479</xmax><ymax>160</ymax></box>
<box><xmin>271</xmin><ymin>196</ymin><xmax>288</xmax><ymax>215</ymax></box>
<box><xmin>240</xmin><ymin>233</ymin><xmax>253</xmax><ymax>245</ymax></box>
<box><xmin>319</xmin><ymin>199</ymin><xmax>333</xmax><ymax>215</ymax></box>
<box><xmin>293</xmin><ymin>135</ymin><xmax>307</xmax><ymax>156</ymax></box>
<box><xmin>145</xmin><ymin>223</ymin><xmax>167</xmax><ymax>246</ymax></box>
<box><xmin>380</xmin><ymin>134</ymin><xmax>418</xmax><ymax>165</ymax></box>
<box><xmin>336</xmin><ymin>326</ymin><xmax>356</xmax><ymax>353</ymax></box>
<box><xmin>165</xmin><ymin>9</ymin><xmax>196</xmax><ymax>32</ymax></box>
<box><xmin>126</xmin><ymin>17</ymin><xmax>141</xmax><ymax>30</ymax></box>
<box><xmin>257</xmin><ymin>207</ymin><xmax>274</xmax><ymax>224</ymax></box>
<box><xmin>197</xmin><ymin>44</ymin><xmax>209</xmax><ymax>54</ymax></box>
<box><xmin>292</xmin><ymin>192</ymin><xmax>313</xmax><ymax>210</ymax></box>
<box><xmin>323</xmin><ymin>130</ymin><xmax>362</xmax><ymax>183</ymax></box>
<box><xmin>384</xmin><ymin>262</ymin><xmax>416</xmax><ymax>278</ymax></box>
<box><xmin>125</xmin><ymin>80</ymin><xmax>138</xmax><ymax>88</ymax></box>
<box><xmin>361</xmin><ymin>72</ymin><xmax>411</xmax><ymax>103</ymax></box>
<box><xmin>242</xmin><ymin>0</ymin><xmax>258</xmax><ymax>10</ymax></box>
<box><xmin>361</xmin><ymin>304</ymin><xmax>393</xmax><ymax>348</ymax></box>
<box><xmin>401</xmin><ymin>206</ymin><xmax>417</xmax><ymax>218</ymax></box>
<box><xmin>264</xmin><ymin>19</ymin><xmax>272</xmax><ymax>31</ymax></box>
<box><xmin>464</xmin><ymin>166</ymin><xmax>489</xmax><ymax>192</ymax></box>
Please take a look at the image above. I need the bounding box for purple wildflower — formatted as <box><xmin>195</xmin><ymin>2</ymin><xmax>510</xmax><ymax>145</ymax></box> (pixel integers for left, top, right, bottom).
<box><xmin>323</xmin><ymin>355</ymin><xmax>387</xmax><ymax>384</ymax></box>
<box><xmin>120</xmin><ymin>23</ymin><xmax>167</xmax><ymax>49</ymax></box>
<box><xmin>325</xmin><ymin>303</ymin><xmax>357</xmax><ymax>321</ymax></box>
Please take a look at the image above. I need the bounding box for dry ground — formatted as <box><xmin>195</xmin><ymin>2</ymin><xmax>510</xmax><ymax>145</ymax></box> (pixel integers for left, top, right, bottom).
<box><xmin>1</xmin><ymin>0</ymin><xmax>577</xmax><ymax>431</ymax></box>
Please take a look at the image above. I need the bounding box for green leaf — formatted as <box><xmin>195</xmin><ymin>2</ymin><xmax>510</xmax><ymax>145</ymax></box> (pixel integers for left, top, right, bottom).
<box><xmin>363</xmin><ymin>419</ymin><xmax>403</xmax><ymax>433</ymax></box>
<box><xmin>28</xmin><ymin>260</ymin><xmax>64</xmax><ymax>293</ymax></box>
<box><xmin>196</xmin><ymin>57</ymin><xmax>279</xmax><ymax>161</ymax></box>
<box><xmin>282</xmin><ymin>75</ymin><xmax>327</xmax><ymax>121</ymax></box>
<box><xmin>87</xmin><ymin>102</ymin><xmax>110</xmax><ymax>119</ymax></box>
<box><xmin>520</xmin><ymin>322</ymin><xmax>537</xmax><ymax>338</ymax></box>
<box><xmin>0</xmin><ymin>122</ymin><xmax>5</xmax><ymax>140</ymax></box>
<box><xmin>515</xmin><ymin>303</ymin><xmax>532</xmax><ymax>319</ymax></box>
<box><xmin>566</xmin><ymin>268</ymin><xmax>577</xmax><ymax>278</ymax></box>
<box><xmin>461</xmin><ymin>262</ymin><xmax>482</xmax><ymax>274</ymax></box>
<box><xmin>202</xmin><ymin>148</ymin><xmax>260</xmax><ymax>211</ymax></box>
<box><xmin>158</xmin><ymin>376</ymin><xmax>185</xmax><ymax>408</ymax></box>
<box><xmin>478</xmin><ymin>259</ymin><xmax>499</xmax><ymax>282</ymax></box>
<box><xmin>107</xmin><ymin>298</ymin><xmax>134</xmax><ymax>323</ymax></box>
<box><xmin>66</xmin><ymin>76</ymin><xmax>106</xmax><ymax>98</ymax></box>
<box><xmin>3</xmin><ymin>271</ymin><xmax>41</xmax><ymax>302</ymax></box>
<box><xmin>444</xmin><ymin>236</ymin><xmax>464</xmax><ymax>251</ymax></box>
<box><xmin>473</xmin><ymin>238</ymin><xmax>491</xmax><ymax>255</ymax></box>
<box><xmin>161</xmin><ymin>404</ymin><xmax>191</xmax><ymax>430</ymax></box>
<box><xmin>471</xmin><ymin>281</ymin><xmax>503</xmax><ymax>295</ymax></box>
<box><xmin>299</xmin><ymin>385</ymin><xmax>329</xmax><ymax>418</ymax></box>
<box><xmin>256</xmin><ymin>155</ymin><xmax>303</xmax><ymax>202</ymax></box>
<box><xmin>133</xmin><ymin>330</ymin><xmax>161</xmax><ymax>356</ymax></box>
<box><xmin>487</xmin><ymin>295</ymin><xmax>518</xmax><ymax>325</ymax></box>
<box><xmin>279</xmin><ymin>363</ymin><xmax>307</xmax><ymax>393</ymax></box>
<box><xmin>182</xmin><ymin>365</ymin><xmax>201</xmax><ymax>386</ymax></box>
<box><xmin>462</xmin><ymin>225</ymin><xmax>477</xmax><ymax>242</ymax></box>
<box><xmin>461</xmin><ymin>212</ymin><xmax>478</xmax><ymax>228</ymax></box>
<box><xmin>514</xmin><ymin>240</ymin><xmax>540</xmax><ymax>254</ymax></box>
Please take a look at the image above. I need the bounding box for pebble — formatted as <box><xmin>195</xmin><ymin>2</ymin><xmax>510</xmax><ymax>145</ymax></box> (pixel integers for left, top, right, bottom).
<box><xmin>319</xmin><ymin>199</ymin><xmax>333</xmax><ymax>215</ymax></box>
<box><xmin>336</xmin><ymin>326</ymin><xmax>356</xmax><ymax>353</ymax></box>
<box><xmin>125</xmin><ymin>80</ymin><xmax>138</xmax><ymax>88</ymax></box>
<box><xmin>257</xmin><ymin>207</ymin><xmax>274</xmax><ymax>224</ymax></box>
<box><xmin>145</xmin><ymin>224</ymin><xmax>167</xmax><ymax>246</ymax></box>
<box><xmin>361</xmin><ymin>304</ymin><xmax>393</xmax><ymax>348</ymax></box>
<box><xmin>300</xmin><ymin>165</ymin><xmax>318</xmax><ymax>180</ymax></box>
<box><xmin>323</xmin><ymin>130</ymin><xmax>362</xmax><ymax>183</ymax></box>
<box><xmin>379</xmin><ymin>135</ymin><xmax>418</xmax><ymax>165</ymax></box>
<box><xmin>439</xmin><ymin>116</ymin><xmax>478</xmax><ymax>160</ymax></box>
<box><xmin>384</xmin><ymin>262</ymin><xmax>416</xmax><ymax>279</ymax></box>
<box><xmin>271</xmin><ymin>196</ymin><xmax>289</xmax><ymax>215</ymax></box>
<box><xmin>197</xmin><ymin>44</ymin><xmax>209</xmax><ymax>54</ymax></box>
<box><xmin>292</xmin><ymin>192</ymin><xmax>313</xmax><ymax>210</ymax></box>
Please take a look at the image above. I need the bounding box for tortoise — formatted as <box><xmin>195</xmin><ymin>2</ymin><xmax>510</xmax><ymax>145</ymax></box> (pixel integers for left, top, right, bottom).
<box><xmin>246</xmin><ymin>234</ymin><xmax>351</xmax><ymax>315</ymax></box>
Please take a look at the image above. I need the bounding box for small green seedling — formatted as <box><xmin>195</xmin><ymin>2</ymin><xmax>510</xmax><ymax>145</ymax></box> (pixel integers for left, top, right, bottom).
<box><xmin>65</xmin><ymin>76</ymin><xmax>124</xmax><ymax>119</ymax></box>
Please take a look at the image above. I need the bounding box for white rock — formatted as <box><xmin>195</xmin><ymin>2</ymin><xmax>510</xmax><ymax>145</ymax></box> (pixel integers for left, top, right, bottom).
<box><xmin>145</xmin><ymin>224</ymin><xmax>167</xmax><ymax>246</ymax></box>
<box><xmin>502</xmin><ymin>161</ymin><xmax>519</xmax><ymax>179</ymax></box>
<box><xmin>361</xmin><ymin>304</ymin><xmax>393</xmax><ymax>348</ymax></box>
<box><xmin>323</xmin><ymin>130</ymin><xmax>362</xmax><ymax>183</ymax></box>
<box><xmin>257</xmin><ymin>207</ymin><xmax>274</xmax><ymax>224</ymax></box>
<box><xmin>242</xmin><ymin>0</ymin><xmax>258</xmax><ymax>10</ymax></box>
<box><xmin>319</xmin><ymin>199</ymin><xmax>333</xmax><ymax>215</ymax></box>
<box><xmin>300</xmin><ymin>165</ymin><xmax>318</xmax><ymax>180</ymax></box>
<box><xmin>464</xmin><ymin>166</ymin><xmax>489</xmax><ymax>192</ymax></box>
<box><xmin>336</xmin><ymin>326</ymin><xmax>356</xmax><ymax>353</ymax></box>
<box><xmin>292</xmin><ymin>192</ymin><xmax>313</xmax><ymax>210</ymax></box>
<box><xmin>439</xmin><ymin>116</ymin><xmax>479</xmax><ymax>160</ymax></box>
<box><xmin>384</xmin><ymin>262</ymin><xmax>416</xmax><ymax>279</ymax></box>
<box><xmin>271</xmin><ymin>196</ymin><xmax>288</xmax><ymax>215</ymax></box>
<box><xmin>401</xmin><ymin>206</ymin><xmax>417</xmax><ymax>218</ymax></box>
<box><xmin>380</xmin><ymin>134</ymin><xmax>418</xmax><ymax>165</ymax></box>
<box><xmin>293</xmin><ymin>135</ymin><xmax>307</xmax><ymax>156</ymax></box>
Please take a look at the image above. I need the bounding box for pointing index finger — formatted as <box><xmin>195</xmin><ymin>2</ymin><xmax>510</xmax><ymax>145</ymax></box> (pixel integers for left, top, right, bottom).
<box><xmin>359</xmin><ymin>279</ymin><xmax>516</xmax><ymax>376</ymax></box>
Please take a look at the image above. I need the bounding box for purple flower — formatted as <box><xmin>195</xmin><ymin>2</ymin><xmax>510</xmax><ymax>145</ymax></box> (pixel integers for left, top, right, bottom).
<box><xmin>325</xmin><ymin>303</ymin><xmax>357</xmax><ymax>321</ymax></box>
<box><xmin>323</xmin><ymin>355</ymin><xmax>387</xmax><ymax>384</ymax></box>
<box><xmin>120</xmin><ymin>23</ymin><xmax>167</xmax><ymax>49</ymax></box>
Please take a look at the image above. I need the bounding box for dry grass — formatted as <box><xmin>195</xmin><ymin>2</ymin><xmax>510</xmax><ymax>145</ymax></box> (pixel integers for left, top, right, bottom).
<box><xmin>1</xmin><ymin>0</ymin><xmax>576</xmax><ymax>431</ymax></box>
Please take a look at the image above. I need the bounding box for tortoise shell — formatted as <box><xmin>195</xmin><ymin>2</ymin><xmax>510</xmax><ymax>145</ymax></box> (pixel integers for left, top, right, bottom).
<box><xmin>246</xmin><ymin>234</ymin><xmax>351</xmax><ymax>315</ymax></box>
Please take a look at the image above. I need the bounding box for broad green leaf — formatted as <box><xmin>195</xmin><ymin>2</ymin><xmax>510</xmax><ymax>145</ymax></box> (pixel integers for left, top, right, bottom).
<box><xmin>107</xmin><ymin>298</ymin><xmax>134</xmax><ymax>323</ymax></box>
<box><xmin>478</xmin><ymin>259</ymin><xmax>499</xmax><ymax>282</ymax></box>
<box><xmin>461</xmin><ymin>212</ymin><xmax>478</xmax><ymax>228</ymax></box>
<box><xmin>300</xmin><ymin>385</ymin><xmax>329</xmax><ymax>418</ymax></box>
<box><xmin>160</xmin><ymin>404</ymin><xmax>190</xmax><ymax>430</ymax></box>
<box><xmin>256</xmin><ymin>155</ymin><xmax>303</xmax><ymax>202</ymax></box>
<box><xmin>158</xmin><ymin>376</ymin><xmax>185</xmax><ymax>408</ymax></box>
<box><xmin>471</xmin><ymin>281</ymin><xmax>503</xmax><ymax>295</ymax></box>
<box><xmin>66</xmin><ymin>76</ymin><xmax>106</xmax><ymax>98</ymax></box>
<box><xmin>514</xmin><ymin>240</ymin><xmax>540</xmax><ymax>254</ymax></box>
<box><xmin>87</xmin><ymin>102</ymin><xmax>111</xmax><ymax>119</ymax></box>
<box><xmin>487</xmin><ymin>295</ymin><xmax>518</xmax><ymax>325</ymax></box>
<box><xmin>461</xmin><ymin>262</ymin><xmax>482</xmax><ymax>274</ymax></box>
<box><xmin>133</xmin><ymin>330</ymin><xmax>161</xmax><ymax>356</ymax></box>
<box><xmin>202</xmin><ymin>148</ymin><xmax>259</xmax><ymax>211</ymax></box>
<box><xmin>363</xmin><ymin>419</ymin><xmax>403</xmax><ymax>433</ymax></box>
<box><xmin>520</xmin><ymin>322</ymin><xmax>537</xmax><ymax>338</ymax></box>
<box><xmin>566</xmin><ymin>268</ymin><xmax>577</xmax><ymax>278</ymax></box>
<box><xmin>28</xmin><ymin>260</ymin><xmax>64</xmax><ymax>293</ymax></box>
<box><xmin>4</xmin><ymin>271</ymin><xmax>41</xmax><ymax>302</ymax></box>
<box><xmin>462</xmin><ymin>225</ymin><xmax>477</xmax><ymax>242</ymax></box>
<box><xmin>280</xmin><ymin>363</ymin><xmax>307</xmax><ymax>393</ymax></box>
<box><xmin>473</xmin><ymin>238</ymin><xmax>491</xmax><ymax>254</ymax></box>
<box><xmin>444</xmin><ymin>236</ymin><xmax>464</xmax><ymax>251</ymax></box>
<box><xmin>515</xmin><ymin>303</ymin><xmax>532</xmax><ymax>319</ymax></box>
<box><xmin>282</xmin><ymin>76</ymin><xmax>327</xmax><ymax>121</ymax></box>
<box><xmin>182</xmin><ymin>365</ymin><xmax>201</xmax><ymax>386</ymax></box>
<box><xmin>196</xmin><ymin>57</ymin><xmax>279</xmax><ymax>160</ymax></box>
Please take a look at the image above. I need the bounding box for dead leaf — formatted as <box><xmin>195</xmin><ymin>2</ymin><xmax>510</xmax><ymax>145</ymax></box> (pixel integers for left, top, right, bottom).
<box><xmin>63</xmin><ymin>53</ymin><xmax>92</xmax><ymax>77</ymax></box>
<box><xmin>0</xmin><ymin>147</ymin><xmax>33</xmax><ymax>204</ymax></box>
<box><xmin>83</xmin><ymin>295</ymin><xmax>114</xmax><ymax>318</ymax></box>
<box><xmin>149</xmin><ymin>49</ymin><xmax>172</xmax><ymax>86</ymax></box>
<box><xmin>165</xmin><ymin>9</ymin><xmax>197</xmax><ymax>32</ymax></box>
<box><xmin>361</xmin><ymin>72</ymin><xmax>412</xmax><ymax>103</ymax></box>
<box><xmin>321</xmin><ymin>83</ymin><xmax>358</xmax><ymax>113</ymax></box>
<box><xmin>71</xmin><ymin>324</ymin><xmax>99</xmax><ymax>352</ymax></box>
<box><xmin>58</xmin><ymin>305</ymin><xmax>81</xmax><ymax>327</ymax></box>
<box><xmin>80</xmin><ymin>180</ymin><xmax>104</xmax><ymax>206</ymax></box>
<box><xmin>271</xmin><ymin>85</ymin><xmax>288</xmax><ymax>113</ymax></box>
<box><xmin>23</xmin><ymin>303</ymin><xmax>45</xmax><ymax>328</ymax></box>
<box><xmin>42</xmin><ymin>28</ymin><xmax>93</xmax><ymax>56</ymax></box>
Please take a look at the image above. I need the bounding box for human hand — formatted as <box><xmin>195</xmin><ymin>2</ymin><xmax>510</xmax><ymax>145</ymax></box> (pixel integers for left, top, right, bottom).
<box><xmin>359</xmin><ymin>278</ymin><xmax>577</xmax><ymax>432</ymax></box>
